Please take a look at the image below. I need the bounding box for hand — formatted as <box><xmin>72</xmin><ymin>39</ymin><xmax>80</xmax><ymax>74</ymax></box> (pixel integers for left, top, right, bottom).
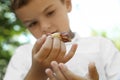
<box><xmin>32</xmin><ymin>34</ymin><xmax>77</xmax><ymax>70</ymax></box>
<box><xmin>26</xmin><ymin>35</ymin><xmax>77</xmax><ymax>80</ymax></box>
<box><xmin>45</xmin><ymin>61</ymin><xmax>99</xmax><ymax>80</ymax></box>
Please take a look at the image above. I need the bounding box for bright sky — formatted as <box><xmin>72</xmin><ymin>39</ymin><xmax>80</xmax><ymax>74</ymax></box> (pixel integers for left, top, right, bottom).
<box><xmin>69</xmin><ymin>0</ymin><xmax>120</xmax><ymax>37</ymax></box>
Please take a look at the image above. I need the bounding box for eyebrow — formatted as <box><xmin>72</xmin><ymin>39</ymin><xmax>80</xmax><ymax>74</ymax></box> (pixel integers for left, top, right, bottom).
<box><xmin>43</xmin><ymin>4</ymin><xmax>54</xmax><ymax>13</ymax></box>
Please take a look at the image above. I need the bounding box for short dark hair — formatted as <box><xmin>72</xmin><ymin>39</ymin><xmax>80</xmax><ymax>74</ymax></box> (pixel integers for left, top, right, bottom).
<box><xmin>11</xmin><ymin>0</ymin><xmax>30</xmax><ymax>10</ymax></box>
<box><xmin>11</xmin><ymin>0</ymin><xmax>64</xmax><ymax>11</ymax></box>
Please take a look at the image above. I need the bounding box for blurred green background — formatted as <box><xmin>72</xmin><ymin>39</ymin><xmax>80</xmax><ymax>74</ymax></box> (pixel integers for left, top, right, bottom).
<box><xmin>0</xmin><ymin>0</ymin><xmax>120</xmax><ymax>80</ymax></box>
<box><xmin>0</xmin><ymin>0</ymin><xmax>30</xmax><ymax>79</ymax></box>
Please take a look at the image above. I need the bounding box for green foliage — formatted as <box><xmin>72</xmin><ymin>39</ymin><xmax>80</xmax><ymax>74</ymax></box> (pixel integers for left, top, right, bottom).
<box><xmin>0</xmin><ymin>0</ymin><xmax>29</xmax><ymax>79</ymax></box>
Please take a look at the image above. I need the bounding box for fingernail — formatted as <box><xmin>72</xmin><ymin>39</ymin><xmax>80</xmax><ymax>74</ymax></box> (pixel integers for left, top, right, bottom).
<box><xmin>42</xmin><ymin>34</ymin><xmax>46</xmax><ymax>38</ymax></box>
<box><xmin>89</xmin><ymin>62</ymin><xmax>96</xmax><ymax>69</ymax></box>
<box><xmin>45</xmin><ymin>68</ymin><xmax>51</xmax><ymax>74</ymax></box>
<box><xmin>89</xmin><ymin>62</ymin><xmax>95</xmax><ymax>66</ymax></box>
<box><xmin>59</xmin><ymin>63</ymin><xmax>67</xmax><ymax>69</ymax></box>
<box><xmin>51</xmin><ymin>61</ymin><xmax>58</xmax><ymax>66</ymax></box>
<box><xmin>37</xmin><ymin>35</ymin><xmax>46</xmax><ymax>41</ymax></box>
<box><xmin>47</xmin><ymin>35</ymin><xmax>52</xmax><ymax>39</ymax></box>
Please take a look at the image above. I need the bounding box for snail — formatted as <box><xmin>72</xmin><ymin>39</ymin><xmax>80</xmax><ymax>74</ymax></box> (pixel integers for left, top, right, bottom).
<box><xmin>51</xmin><ymin>32</ymin><xmax>71</xmax><ymax>42</ymax></box>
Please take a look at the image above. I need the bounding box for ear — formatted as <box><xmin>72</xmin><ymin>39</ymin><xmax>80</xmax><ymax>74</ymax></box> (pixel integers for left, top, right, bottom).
<box><xmin>64</xmin><ymin>0</ymin><xmax>72</xmax><ymax>12</ymax></box>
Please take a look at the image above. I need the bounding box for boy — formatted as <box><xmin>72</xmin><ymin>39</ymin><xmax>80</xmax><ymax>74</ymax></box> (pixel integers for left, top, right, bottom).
<box><xmin>4</xmin><ymin>0</ymin><xmax>120</xmax><ymax>80</ymax></box>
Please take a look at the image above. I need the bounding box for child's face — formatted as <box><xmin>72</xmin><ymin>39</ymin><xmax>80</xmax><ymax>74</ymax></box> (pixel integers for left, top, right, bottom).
<box><xmin>15</xmin><ymin>0</ymin><xmax>72</xmax><ymax>39</ymax></box>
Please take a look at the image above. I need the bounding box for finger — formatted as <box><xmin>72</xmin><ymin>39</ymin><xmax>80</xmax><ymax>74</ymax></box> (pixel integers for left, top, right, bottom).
<box><xmin>59</xmin><ymin>63</ymin><xmax>84</xmax><ymax>80</ymax></box>
<box><xmin>47</xmin><ymin>78</ymin><xmax>50</xmax><ymax>80</ymax></box>
<box><xmin>56</xmin><ymin>41</ymin><xmax>66</xmax><ymax>62</ymax></box>
<box><xmin>32</xmin><ymin>35</ymin><xmax>46</xmax><ymax>55</ymax></box>
<box><xmin>62</xmin><ymin>44</ymin><xmax>78</xmax><ymax>63</ymax></box>
<box><xmin>51</xmin><ymin>61</ymin><xmax>67</xmax><ymax>80</ymax></box>
<box><xmin>47</xmin><ymin>37</ymin><xmax>61</xmax><ymax>61</ymax></box>
<box><xmin>45</xmin><ymin>68</ymin><xmax>56</xmax><ymax>80</ymax></box>
<box><xmin>88</xmin><ymin>62</ymin><xmax>99</xmax><ymax>80</ymax></box>
<box><xmin>35</xmin><ymin>36</ymin><xmax>53</xmax><ymax>60</ymax></box>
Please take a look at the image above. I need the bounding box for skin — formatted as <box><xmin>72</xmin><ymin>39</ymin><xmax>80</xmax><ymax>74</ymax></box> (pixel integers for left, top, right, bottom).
<box><xmin>15</xmin><ymin>0</ymin><xmax>73</xmax><ymax>38</ymax></box>
<box><xmin>15</xmin><ymin>0</ymin><xmax>99</xmax><ymax>80</ymax></box>
<box><xmin>45</xmin><ymin>61</ymin><xmax>99</xmax><ymax>80</ymax></box>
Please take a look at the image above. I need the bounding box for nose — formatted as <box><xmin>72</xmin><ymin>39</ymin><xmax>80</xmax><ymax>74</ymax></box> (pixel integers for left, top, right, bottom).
<box><xmin>40</xmin><ymin>20</ymin><xmax>51</xmax><ymax>30</ymax></box>
<box><xmin>40</xmin><ymin>19</ymin><xmax>54</xmax><ymax>34</ymax></box>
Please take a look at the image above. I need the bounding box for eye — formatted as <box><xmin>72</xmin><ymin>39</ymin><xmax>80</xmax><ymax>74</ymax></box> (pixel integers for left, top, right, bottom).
<box><xmin>28</xmin><ymin>21</ymin><xmax>38</xmax><ymax>28</ymax></box>
<box><xmin>47</xmin><ymin>10</ymin><xmax>55</xmax><ymax>17</ymax></box>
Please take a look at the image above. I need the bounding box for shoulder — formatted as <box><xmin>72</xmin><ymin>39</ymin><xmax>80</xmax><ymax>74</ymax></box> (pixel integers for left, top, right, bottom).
<box><xmin>12</xmin><ymin>43</ymin><xmax>33</xmax><ymax>58</ymax></box>
<box><xmin>77</xmin><ymin>34</ymin><xmax>113</xmax><ymax>46</ymax></box>
<box><xmin>81</xmin><ymin>36</ymin><xmax>119</xmax><ymax>57</ymax></box>
<box><xmin>81</xmin><ymin>36</ymin><xmax>116</xmax><ymax>50</ymax></box>
<box><xmin>86</xmin><ymin>36</ymin><xmax>115</xmax><ymax>49</ymax></box>
<box><xmin>74</xmin><ymin>33</ymin><xmax>117</xmax><ymax>53</ymax></box>
<box><xmin>15</xmin><ymin>43</ymin><xmax>33</xmax><ymax>53</ymax></box>
<box><xmin>74</xmin><ymin>32</ymin><xmax>112</xmax><ymax>44</ymax></box>
<box><xmin>9</xmin><ymin>43</ymin><xmax>33</xmax><ymax>67</ymax></box>
<box><xmin>4</xmin><ymin>43</ymin><xmax>33</xmax><ymax>79</ymax></box>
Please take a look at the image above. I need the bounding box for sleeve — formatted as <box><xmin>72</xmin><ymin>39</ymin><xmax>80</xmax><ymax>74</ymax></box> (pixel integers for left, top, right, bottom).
<box><xmin>100</xmin><ymin>38</ymin><xmax>120</xmax><ymax>80</ymax></box>
<box><xmin>3</xmin><ymin>45</ymin><xmax>31</xmax><ymax>80</ymax></box>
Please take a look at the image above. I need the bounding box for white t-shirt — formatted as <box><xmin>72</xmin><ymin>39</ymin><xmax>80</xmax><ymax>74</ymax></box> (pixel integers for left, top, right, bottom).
<box><xmin>4</xmin><ymin>33</ymin><xmax>120</xmax><ymax>80</ymax></box>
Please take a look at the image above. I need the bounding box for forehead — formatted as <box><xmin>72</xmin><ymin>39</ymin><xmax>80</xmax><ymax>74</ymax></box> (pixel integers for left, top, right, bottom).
<box><xmin>15</xmin><ymin>0</ymin><xmax>61</xmax><ymax>21</ymax></box>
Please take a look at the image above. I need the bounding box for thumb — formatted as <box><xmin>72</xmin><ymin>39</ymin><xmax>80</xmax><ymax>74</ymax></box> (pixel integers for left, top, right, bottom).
<box><xmin>88</xmin><ymin>62</ymin><xmax>99</xmax><ymax>80</ymax></box>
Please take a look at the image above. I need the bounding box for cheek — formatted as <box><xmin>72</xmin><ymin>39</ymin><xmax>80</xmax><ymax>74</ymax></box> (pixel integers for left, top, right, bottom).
<box><xmin>57</xmin><ymin>17</ymin><xmax>70</xmax><ymax>31</ymax></box>
<box><xmin>53</xmin><ymin>14</ymin><xmax>69</xmax><ymax>29</ymax></box>
<box><xmin>28</xmin><ymin>28</ymin><xmax>43</xmax><ymax>39</ymax></box>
